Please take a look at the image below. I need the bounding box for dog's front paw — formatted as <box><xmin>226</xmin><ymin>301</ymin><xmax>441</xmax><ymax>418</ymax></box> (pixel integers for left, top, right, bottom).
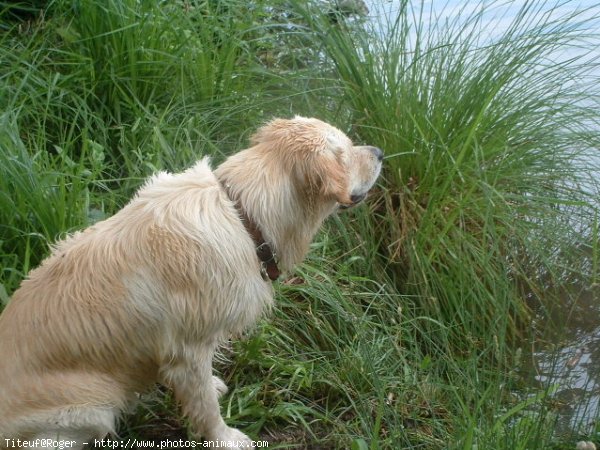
<box><xmin>212</xmin><ymin>375</ymin><xmax>228</xmax><ymax>398</ymax></box>
<box><xmin>208</xmin><ymin>426</ymin><xmax>253</xmax><ymax>448</ymax></box>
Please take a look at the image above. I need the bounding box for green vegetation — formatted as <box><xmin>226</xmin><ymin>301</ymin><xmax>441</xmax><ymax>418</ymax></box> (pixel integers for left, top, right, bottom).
<box><xmin>1</xmin><ymin>0</ymin><xmax>599</xmax><ymax>448</ymax></box>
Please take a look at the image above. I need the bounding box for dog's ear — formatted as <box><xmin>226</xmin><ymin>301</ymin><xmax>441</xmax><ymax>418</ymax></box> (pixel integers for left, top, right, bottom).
<box><xmin>299</xmin><ymin>152</ymin><xmax>352</xmax><ymax>205</ymax></box>
<box><xmin>254</xmin><ymin>117</ymin><xmax>352</xmax><ymax>205</ymax></box>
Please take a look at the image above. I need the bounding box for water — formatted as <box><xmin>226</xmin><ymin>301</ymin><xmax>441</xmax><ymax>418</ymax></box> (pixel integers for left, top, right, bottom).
<box><xmin>525</xmin><ymin>286</ymin><xmax>600</xmax><ymax>436</ymax></box>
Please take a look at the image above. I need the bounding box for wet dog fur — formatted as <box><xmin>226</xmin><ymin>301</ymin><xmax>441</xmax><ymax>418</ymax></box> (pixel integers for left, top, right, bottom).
<box><xmin>0</xmin><ymin>117</ymin><xmax>382</xmax><ymax>447</ymax></box>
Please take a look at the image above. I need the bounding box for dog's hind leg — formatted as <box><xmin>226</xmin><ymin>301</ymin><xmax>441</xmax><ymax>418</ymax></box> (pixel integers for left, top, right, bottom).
<box><xmin>160</xmin><ymin>345</ymin><xmax>251</xmax><ymax>448</ymax></box>
<box><xmin>4</xmin><ymin>404</ymin><xmax>117</xmax><ymax>449</ymax></box>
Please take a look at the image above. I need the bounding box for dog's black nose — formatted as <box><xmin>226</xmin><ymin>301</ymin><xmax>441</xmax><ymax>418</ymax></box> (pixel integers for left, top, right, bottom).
<box><xmin>370</xmin><ymin>146</ymin><xmax>384</xmax><ymax>161</ymax></box>
<box><xmin>350</xmin><ymin>193</ymin><xmax>366</xmax><ymax>204</ymax></box>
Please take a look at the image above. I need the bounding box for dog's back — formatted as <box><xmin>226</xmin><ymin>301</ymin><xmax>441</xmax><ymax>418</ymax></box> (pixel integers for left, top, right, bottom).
<box><xmin>0</xmin><ymin>195</ymin><xmax>159</xmax><ymax>438</ymax></box>
<box><xmin>0</xmin><ymin>158</ymin><xmax>269</xmax><ymax>440</ymax></box>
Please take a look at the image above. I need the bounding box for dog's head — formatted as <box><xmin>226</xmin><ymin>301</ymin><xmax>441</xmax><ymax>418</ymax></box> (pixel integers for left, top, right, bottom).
<box><xmin>250</xmin><ymin>116</ymin><xmax>383</xmax><ymax>211</ymax></box>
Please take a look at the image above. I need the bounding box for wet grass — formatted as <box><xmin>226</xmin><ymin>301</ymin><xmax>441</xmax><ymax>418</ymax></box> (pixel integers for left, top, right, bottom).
<box><xmin>1</xmin><ymin>0</ymin><xmax>599</xmax><ymax>448</ymax></box>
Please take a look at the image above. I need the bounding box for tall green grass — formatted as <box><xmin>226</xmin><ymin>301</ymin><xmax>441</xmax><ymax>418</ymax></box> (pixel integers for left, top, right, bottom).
<box><xmin>0</xmin><ymin>114</ymin><xmax>87</xmax><ymax>295</ymax></box>
<box><xmin>295</xmin><ymin>0</ymin><xmax>600</xmax><ymax>446</ymax></box>
<box><xmin>298</xmin><ymin>0</ymin><xmax>600</xmax><ymax>346</ymax></box>
<box><xmin>1</xmin><ymin>0</ymin><xmax>599</xmax><ymax>448</ymax></box>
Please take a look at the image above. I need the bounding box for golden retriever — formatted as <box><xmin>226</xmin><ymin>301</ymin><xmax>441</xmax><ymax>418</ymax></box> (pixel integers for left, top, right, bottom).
<box><xmin>0</xmin><ymin>117</ymin><xmax>382</xmax><ymax>447</ymax></box>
